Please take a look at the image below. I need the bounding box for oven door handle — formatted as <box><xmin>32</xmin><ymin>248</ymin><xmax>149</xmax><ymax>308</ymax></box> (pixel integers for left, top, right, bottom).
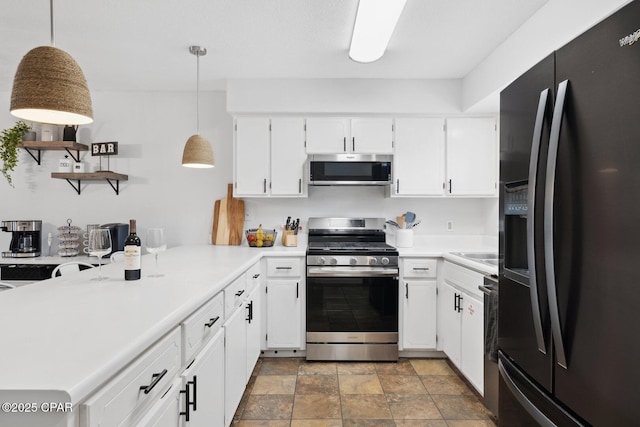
<box><xmin>307</xmin><ymin>267</ymin><xmax>399</xmax><ymax>277</ymax></box>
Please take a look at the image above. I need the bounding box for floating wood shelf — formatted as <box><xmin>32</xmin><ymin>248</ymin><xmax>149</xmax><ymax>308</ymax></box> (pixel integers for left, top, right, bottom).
<box><xmin>51</xmin><ymin>171</ymin><xmax>128</xmax><ymax>195</ymax></box>
<box><xmin>18</xmin><ymin>141</ymin><xmax>89</xmax><ymax>164</ymax></box>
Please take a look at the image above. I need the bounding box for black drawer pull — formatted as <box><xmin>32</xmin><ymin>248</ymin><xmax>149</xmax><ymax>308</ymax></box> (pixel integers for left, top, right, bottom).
<box><xmin>252</xmin><ymin>273</ymin><xmax>260</xmax><ymax>279</ymax></box>
<box><xmin>235</xmin><ymin>289</ymin><xmax>245</xmax><ymax>297</ymax></box>
<box><xmin>204</xmin><ymin>316</ymin><xmax>220</xmax><ymax>328</ymax></box>
<box><xmin>412</xmin><ymin>267</ymin><xmax>430</xmax><ymax>271</ymax></box>
<box><xmin>275</xmin><ymin>266</ymin><xmax>292</xmax><ymax>270</ymax></box>
<box><xmin>140</xmin><ymin>369</ymin><xmax>167</xmax><ymax>394</ymax></box>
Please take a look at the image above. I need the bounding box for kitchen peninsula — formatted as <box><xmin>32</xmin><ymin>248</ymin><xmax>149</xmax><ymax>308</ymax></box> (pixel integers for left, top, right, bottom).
<box><xmin>0</xmin><ymin>242</ymin><xmax>496</xmax><ymax>427</ymax></box>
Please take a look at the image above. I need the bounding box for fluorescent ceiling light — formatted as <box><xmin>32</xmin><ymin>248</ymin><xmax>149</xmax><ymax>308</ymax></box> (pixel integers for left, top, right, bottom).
<box><xmin>349</xmin><ymin>0</ymin><xmax>407</xmax><ymax>63</ymax></box>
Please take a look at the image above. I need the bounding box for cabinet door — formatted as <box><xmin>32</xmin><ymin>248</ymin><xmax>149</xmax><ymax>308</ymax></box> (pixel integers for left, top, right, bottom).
<box><xmin>235</xmin><ymin>117</ymin><xmax>271</xmax><ymax>196</ymax></box>
<box><xmin>394</xmin><ymin>118</ymin><xmax>445</xmax><ymax>196</ymax></box>
<box><xmin>181</xmin><ymin>330</ymin><xmax>225</xmax><ymax>427</ymax></box>
<box><xmin>350</xmin><ymin>118</ymin><xmax>393</xmax><ymax>154</ymax></box>
<box><xmin>246</xmin><ymin>284</ymin><xmax>262</xmax><ymax>380</ymax></box>
<box><xmin>445</xmin><ymin>118</ymin><xmax>497</xmax><ymax>196</ymax></box>
<box><xmin>270</xmin><ymin>118</ymin><xmax>307</xmax><ymax>196</ymax></box>
<box><xmin>266</xmin><ymin>279</ymin><xmax>301</xmax><ymax>349</ymax></box>
<box><xmin>224</xmin><ymin>307</ymin><xmax>247</xmax><ymax>425</ymax></box>
<box><xmin>438</xmin><ymin>281</ymin><xmax>462</xmax><ymax>368</ymax></box>
<box><xmin>136</xmin><ymin>379</ymin><xmax>182</xmax><ymax>427</ymax></box>
<box><xmin>402</xmin><ymin>280</ymin><xmax>437</xmax><ymax>349</ymax></box>
<box><xmin>305</xmin><ymin>118</ymin><xmax>349</xmax><ymax>153</ymax></box>
<box><xmin>461</xmin><ymin>292</ymin><xmax>484</xmax><ymax>394</ymax></box>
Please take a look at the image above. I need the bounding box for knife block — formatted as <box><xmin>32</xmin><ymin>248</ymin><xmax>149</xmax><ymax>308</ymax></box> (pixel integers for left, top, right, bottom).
<box><xmin>282</xmin><ymin>229</ymin><xmax>298</xmax><ymax>247</ymax></box>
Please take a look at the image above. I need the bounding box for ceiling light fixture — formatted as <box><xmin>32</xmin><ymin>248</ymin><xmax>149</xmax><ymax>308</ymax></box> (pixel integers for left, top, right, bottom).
<box><xmin>10</xmin><ymin>0</ymin><xmax>93</xmax><ymax>125</ymax></box>
<box><xmin>349</xmin><ymin>0</ymin><xmax>407</xmax><ymax>63</ymax></box>
<box><xmin>182</xmin><ymin>46</ymin><xmax>214</xmax><ymax>168</ymax></box>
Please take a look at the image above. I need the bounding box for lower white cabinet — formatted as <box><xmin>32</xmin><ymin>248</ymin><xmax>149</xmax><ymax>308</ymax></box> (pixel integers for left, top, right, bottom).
<box><xmin>402</xmin><ymin>280</ymin><xmax>437</xmax><ymax>349</ymax></box>
<box><xmin>136</xmin><ymin>379</ymin><xmax>182</xmax><ymax>427</ymax></box>
<box><xmin>439</xmin><ymin>261</ymin><xmax>485</xmax><ymax>393</ymax></box>
<box><xmin>265</xmin><ymin>279</ymin><xmax>301</xmax><ymax>348</ymax></box>
<box><xmin>245</xmin><ymin>284</ymin><xmax>262</xmax><ymax>379</ymax></box>
<box><xmin>180</xmin><ymin>329</ymin><xmax>225</xmax><ymax>427</ymax></box>
<box><xmin>224</xmin><ymin>306</ymin><xmax>246</xmax><ymax>426</ymax></box>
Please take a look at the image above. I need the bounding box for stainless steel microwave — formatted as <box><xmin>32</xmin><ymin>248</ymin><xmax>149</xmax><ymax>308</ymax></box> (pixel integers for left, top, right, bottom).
<box><xmin>308</xmin><ymin>154</ymin><xmax>392</xmax><ymax>186</ymax></box>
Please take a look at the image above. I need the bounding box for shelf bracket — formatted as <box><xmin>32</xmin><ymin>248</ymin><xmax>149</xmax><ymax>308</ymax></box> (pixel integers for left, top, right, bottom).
<box><xmin>105</xmin><ymin>178</ymin><xmax>120</xmax><ymax>195</ymax></box>
<box><xmin>23</xmin><ymin>148</ymin><xmax>42</xmax><ymax>165</ymax></box>
<box><xmin>64</xmin><ymin>148</ymin><xmax>81</xmax><ymax>163</ymax></box>
<box><xmin>64</xmin><ymin>179</ymin><xmax>82</xmax><ymax>195</ymax></box>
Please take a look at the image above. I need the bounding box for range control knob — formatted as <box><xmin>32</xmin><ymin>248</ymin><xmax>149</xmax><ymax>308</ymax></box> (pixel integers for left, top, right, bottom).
<box><xmin>317</xmin><ymin>257</ymin><xmax>326</xmax><ymax>265</ymax></box>
<box><xmin>329</xmin><ymin>258</ymin><xmax>338</xmax><ymax>266</ymax></box>
<box><xmin>350</xmin><ymin>257</ymin><xmax>358</xmax><ymax>266</ymax></box>
<box><xmin>381</xmin><ymin>257</ymin><xmax>390</xmax><ymax>265</ymax></box>
<box><xmin>369</xmin><ymin>257</ymin><xmax>378</xmax><ymax>265</ymax></box>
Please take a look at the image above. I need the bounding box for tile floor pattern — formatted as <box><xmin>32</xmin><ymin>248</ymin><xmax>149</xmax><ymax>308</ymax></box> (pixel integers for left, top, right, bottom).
<box><xmin>232</xmin><ymin>358</ymin><xmax>497</xmax><ymax>427</ymax></box>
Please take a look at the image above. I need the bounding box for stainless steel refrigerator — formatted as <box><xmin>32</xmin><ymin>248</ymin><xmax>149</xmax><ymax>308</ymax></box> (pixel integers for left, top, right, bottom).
<box><xmin>498</xmin><ymin>1</ymin><xmax>640</xmax><ymax>425</ymax></box>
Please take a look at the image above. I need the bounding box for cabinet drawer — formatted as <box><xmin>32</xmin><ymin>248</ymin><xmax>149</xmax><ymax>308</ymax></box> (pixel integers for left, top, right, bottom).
<box><xmin>267</xmin><ymin>258</ymin><xmax>301</xmax><ymax>277</ymax></box>
<box><xmin>182</xmin><ymin>292</ymin><xmax>224</xmax><ymax>365</ymax></box>
<box><xmin>246</xmin><ymin>261</ymin><xmax>262</xmax><ymax>293</ymax></box>
<box><xmin>81</xmin><ymin>327</ymin><xmax>181</xmax><ymax>427</ymax></box>
<box><xmin>225</xmin><ymin>274</ymin><xmax>247</xmax><ymax>317</ymax></box>
<box><xmin>443</xmin><ymin>261</ymin><xmax>484</xmax><ymax>298</ymax></box>
<box><xmin>404</xmin><ymin>259</ymin><xmax>437</xmax><ymax>278</ymax></box>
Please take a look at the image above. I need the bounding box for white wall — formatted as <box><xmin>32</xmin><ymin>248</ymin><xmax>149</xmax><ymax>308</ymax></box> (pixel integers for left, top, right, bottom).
<box><xmin>0</xmin><ymin>89</ymin><xmax>498</xmax><ymax>253</ymax></box>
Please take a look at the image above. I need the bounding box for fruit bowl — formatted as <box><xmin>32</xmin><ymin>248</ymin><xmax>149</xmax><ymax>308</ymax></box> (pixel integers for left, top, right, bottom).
<box><xmin>245</xmin><ymin>228</ymin><xmax>277</xmax><ymax>247</ymax></box>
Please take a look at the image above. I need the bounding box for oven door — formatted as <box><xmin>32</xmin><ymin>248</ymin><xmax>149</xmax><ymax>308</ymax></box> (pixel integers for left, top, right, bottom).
<box><xmin>306</xmin><ymin>266</ymin><xmax>399</xmax><ymax>360</ymax></box>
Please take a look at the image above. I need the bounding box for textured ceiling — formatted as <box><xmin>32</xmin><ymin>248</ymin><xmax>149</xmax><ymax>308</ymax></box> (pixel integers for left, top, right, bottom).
<box><xmin>0</xmin><ymin>0</ymin><xmax>549</xmax><ymax>92</ymax></box>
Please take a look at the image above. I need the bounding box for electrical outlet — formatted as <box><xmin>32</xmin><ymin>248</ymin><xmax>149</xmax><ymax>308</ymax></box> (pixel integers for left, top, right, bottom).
<box><xmin>446</xmin><ymin>220</ymin><xmax>454</xmax><ymax>232</ymax></box>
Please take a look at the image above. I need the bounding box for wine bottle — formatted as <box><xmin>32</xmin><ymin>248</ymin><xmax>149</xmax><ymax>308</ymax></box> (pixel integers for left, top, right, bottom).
<box><xmin>124</xmin><ymin>219</ymin><xmax>141</xmax><ymax>280</ymax></box>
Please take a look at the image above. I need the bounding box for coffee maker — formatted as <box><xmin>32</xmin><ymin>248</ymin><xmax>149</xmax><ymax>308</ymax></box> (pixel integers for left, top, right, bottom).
<box><xmin>1</xmin><ymin>220</ymin><xmax>42</xmax><ymax>258</ymax></box>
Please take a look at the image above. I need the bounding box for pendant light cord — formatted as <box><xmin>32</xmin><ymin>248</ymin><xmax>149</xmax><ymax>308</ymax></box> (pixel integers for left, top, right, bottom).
<box><xmin>50</xmin><ymin>0</ymin><xmax>55</xmax><ymax>47</ymax></box>
<box><xmin>196</xmin><ymin>51</ymin><xmax>200</xmax><ymax>135</ymax></box>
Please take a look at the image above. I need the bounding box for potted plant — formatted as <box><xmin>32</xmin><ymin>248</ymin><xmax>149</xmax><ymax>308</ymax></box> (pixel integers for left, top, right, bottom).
<box><xmin>0</xmin><ymin>121</ymin><xmax>31</xmax><ymax>187</ymax></box>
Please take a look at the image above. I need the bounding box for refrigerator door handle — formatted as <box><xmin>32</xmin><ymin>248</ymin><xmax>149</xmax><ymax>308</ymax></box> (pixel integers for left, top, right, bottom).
<box><xmin>498</xmin><ymin>359</ymin><xmax>556</xmax><ymax>427</ymax></box>
<box><xmin>527</xmin><ymin>88</ymin><xmax>550</xmax><ymax>355</ymax></box>
<box><xmin>544</xmin><ymin>79</ymin><xmax>569</xmax><ymax>369</ymax></box>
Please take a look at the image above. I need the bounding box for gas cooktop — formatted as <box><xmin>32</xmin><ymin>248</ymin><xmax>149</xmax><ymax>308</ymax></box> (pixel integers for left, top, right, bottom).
<box><xmin>307</xmin><ymin>241</ymin><xmax>397</xmax><ymax>252</ymax></box>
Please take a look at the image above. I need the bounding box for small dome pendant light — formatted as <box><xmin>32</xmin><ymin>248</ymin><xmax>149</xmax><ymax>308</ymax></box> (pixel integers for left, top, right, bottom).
<box><xmin>10</xmin><ymin>0</ymin><xmax>93</xmax><ymax>125</ymax></box>
<box><xmin>182</xmin><ymin>46</ymin><xmax>214</xmax><ymax>168</ymax></box>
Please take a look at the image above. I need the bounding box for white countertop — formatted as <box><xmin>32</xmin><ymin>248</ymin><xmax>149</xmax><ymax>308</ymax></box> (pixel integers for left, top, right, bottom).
<box><xmin>0</xmin><ymin>237</ymin><xmax>495</xmax><ymax>407</ymax></box>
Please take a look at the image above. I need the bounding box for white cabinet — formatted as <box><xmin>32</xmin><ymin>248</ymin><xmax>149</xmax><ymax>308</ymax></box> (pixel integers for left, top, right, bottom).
<box><xmin>393</xmin><ymin>118</ymin><xmax>445</xmax><ymax>196</ymax></box>
<box><xmin>234</xmin><ymin>117</ymin><xmax>307</xmax><ymax>197</ymax></box>
<box><xmin>264</xmin><ymin>257</ymin><xmax>304</xmax><ymax>350</ymax></box>
<box><xmin>305</xmin><ymin>117</ymin><xmax>350</xmax><ymax>153</ymax></box>
<box><xmin>234</xmin><ymin>117</ymin><xmax>271</xmax><ymax>196</ymax></box>
<box><xmin>439</xmin><ymin>261</ymin><xmax>485</xmax><ymax>393</ymax></box>
<box><xmin>180</xmin><ymin>330</ymin><xmax>225</xmax><ymax>427</ymax></box>
<box><xmin>400</xmin><ymin>258</ymin><xmax>438</xmax><ymax>350</ymax></box>
<box><xmin>445</xmin><ymin>118</ymin><xmax>497</xmax><ymax>196</ymax></box>
<box><xmin>136</xmin><ymin>379</ymin><xmax>182</xmax><ymax>427</ymax></box>
<box><xmin>245</xmin><ymin>283</ymin><xmax>262</xmax><ymax>379</ymax></box>
<box><xmin>270</xmin><ymin>118</ymin><xmax>307</xmax><ymax>196</ymax></box>
<box><xmin>350</xmin><ymin>118</ymin><xmax>393</xmax><ymax>154</ymax></box>
<box><xmin>305</xmin><ymin>117</ymin><xmax>393</xmax><ymax>154</ymax></box>
<box><xmin>223</xmin><ymin>306</ymin><xmax>246</xmax><ymax>426</ymax></box>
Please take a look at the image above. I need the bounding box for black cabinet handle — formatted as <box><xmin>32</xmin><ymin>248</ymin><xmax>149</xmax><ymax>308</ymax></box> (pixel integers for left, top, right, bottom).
<box><xmin>296</xmin><ymin>282</ymin><xmax>299</xmax><ymax>298</ymax></box>
<box><xmin>405</xmin><ymin>283</ymin><xmax>409</xmax><ymax>299</ymax></box>
<box><xmin>235</xmin><ymin>289</ymin><xmax>245</xmax><ymax>297</ymax></box>
<box><xmin>180</xmin><ymin>376</ymin><xmax>197</xmax><ymax>421</ymax></box>
<box><xmin>396</xmin><ymin>179</ymin><xmax>400</xmax><ymax>193</ymax></box>
<box><xmin>448</xmin><ymin>179</ymin><xmax>452</xmax><ymax>193</ymax></box>
<box><xmin>192</xmin><ymin>376</ymin><xmax>197</xmax><ymax>411</ymax></box>
<box><xmin>246</xmin><ymin>300</ymin><xmax>254</xmax><ymax>323</ymax></box>
<box><xmin>343</xmin><ymin>137</ymin><xmax>346</xmax><ymax>152</ymax></box>
<box><xmin>352</xmin><ymin>137</ymin><xmax>355</xmax><ymax>151</ymax></box>
<box><xmin>204</xmin><ymin>316</ymin><xmax>220</xmax><ymax>328</ymax></box>
<box><xmin>458</xmin><ymin>295</ymin><xmax>464</xmax><ymax>313</ymax></box>
<box><xmin>252</xmin><ymin>273</ymin><xmax>260</xmax><ymax>279</ymax></box>
<box><xmin>140</xmin><ymin>369</ymin><xmax>167</xmax><ymax>395</ymax></box>
<box><xmin>454</xmin><ymin>293</ymin><xmax>458</xmax><ymax>311</ymax></box>
<box><xmin>275</xmin><ymin>266</ymin><xmax>292</xmax><ymax>270</ymax></box>
<box><xmin>299</xmin><ymin>178</ymin><xmax>302</xmax><ymax>193</ymax></box>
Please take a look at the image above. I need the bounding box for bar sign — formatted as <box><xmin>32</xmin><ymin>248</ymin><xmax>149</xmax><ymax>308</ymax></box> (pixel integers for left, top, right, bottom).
<box><xmin>91</xmin><ymin>142</ymin><xmax>119</xmax><ymax>156</ymax></box>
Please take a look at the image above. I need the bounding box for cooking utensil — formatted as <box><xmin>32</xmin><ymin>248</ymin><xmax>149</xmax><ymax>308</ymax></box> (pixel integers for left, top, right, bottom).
<box><xmin>408</xmin><ymin>220</ymin><xmax>421</xmax><ymax>229</ymax></box>
<box><xmin>212</xmin><ymin>184</ymin><xmax>245</xmax><ymax>245</ymax></box>
<box><xmin>396</xmin><ymin>215</ymin><xmax>405</xmax><ymax>229</ymax></box>
<box><xmin>405</xmin><ymin>211</ymin><xmax>416</xmax><ymax>223</ymax></box>
<box><xmin>385</xmin><ymin>220</ymin><xmax>400</xmax><ymax>228</ymax></box>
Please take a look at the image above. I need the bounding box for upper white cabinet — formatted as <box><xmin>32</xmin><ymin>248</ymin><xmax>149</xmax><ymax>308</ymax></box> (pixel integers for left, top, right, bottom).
<box><xmin>305</xmin><ymin>118</ymin><xmax>349</xmax><ymax>154</ymax></box>
<box><xmin>234</xmin><ymin>117</ymin><xmax>271</xmax><ymax>196</ymax></box>
<box><xmin>234</xmin><ymin>117</ymin><xmax>307</xmax><ymax>197</ymax></box>
<box><xmin>445</xmin><ymin>118</ymin><xmax>497</xmax><ymax>196</ymax></box>
<box><xmin>393</xmin><ymin>118</ymin><xmax>445</xmax><ymax>196</ymax></box>
<box><xmin>305</xmin><ymin>118</ymin><xmax>393</xmax><ymax>154</ymax></box>
<box><xmin>350</xmin><ymin>118</ymin><xmax>394</xmax><ymax>154</ymax></box>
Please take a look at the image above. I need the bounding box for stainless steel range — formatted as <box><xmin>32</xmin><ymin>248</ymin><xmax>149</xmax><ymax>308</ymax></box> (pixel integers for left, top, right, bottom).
<box><xmin>306</xmin><ymin>217</ymin><xmax>399</xmax><ymax>361</ymax></box>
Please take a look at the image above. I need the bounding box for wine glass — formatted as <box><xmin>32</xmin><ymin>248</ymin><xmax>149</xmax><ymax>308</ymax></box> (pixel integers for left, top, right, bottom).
<box><xmin>88</xmin><ymin>228</ymin><xmax>112</xmax><ymax>281</ymax></box>
<box><xmin>146</xmin><ymin>228</ymin><xmax>166</xmax><ymax>277</ymax></box>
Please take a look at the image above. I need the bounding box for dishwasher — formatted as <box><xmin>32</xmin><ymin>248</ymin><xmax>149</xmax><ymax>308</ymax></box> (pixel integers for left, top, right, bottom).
<box><xmin>479</xmin><ymin>274</ymin><xmax>499</xmax><ymax>418</ymax></box>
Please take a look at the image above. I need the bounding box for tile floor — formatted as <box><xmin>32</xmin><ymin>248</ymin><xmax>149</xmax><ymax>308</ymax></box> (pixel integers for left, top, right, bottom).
<box><xmin>232</xmin><ymin>358</ymin><xmax>496</xmax><ymax>427</ymax></box>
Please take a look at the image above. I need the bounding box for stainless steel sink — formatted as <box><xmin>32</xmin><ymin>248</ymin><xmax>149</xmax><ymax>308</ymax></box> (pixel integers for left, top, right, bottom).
<box><xmin>451</xmin><ymin>252</ymin><xmax>499</xmax><ymax>260</ymax></box>
<box><xmin>450</xmin><ymin>252</ymin><xmax>499</xmax><ymax>267</ymax></box>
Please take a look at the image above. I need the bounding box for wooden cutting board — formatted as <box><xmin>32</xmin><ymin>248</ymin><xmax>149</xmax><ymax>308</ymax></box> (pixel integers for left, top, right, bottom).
<box><xmin>212</xmin><ymin>184</ymin><xmax>245</xmax><ymax>245</ymax></box>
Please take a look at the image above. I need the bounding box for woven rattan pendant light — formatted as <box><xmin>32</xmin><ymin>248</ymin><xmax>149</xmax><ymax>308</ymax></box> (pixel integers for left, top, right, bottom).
<box><xmin>182</xmin><ymin>46</ymin><xmax>214</xmax><ymax>168</ymax></box>
<box><xmin>10</xmin><ymin>0</ymin><xmax>93</xmax><ymax>125</ymax></box>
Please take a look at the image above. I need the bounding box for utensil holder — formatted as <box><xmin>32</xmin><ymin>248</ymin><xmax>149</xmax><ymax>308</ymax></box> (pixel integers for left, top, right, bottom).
<box><xmin>282</xmin><ymin>229</ymin><xmax>298</xmax><ymax>247</ymax></box>
<box><xmin>396</xmin><ymin>229</ymin><xmax>414</xmax><ymax>248</ymax></box>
